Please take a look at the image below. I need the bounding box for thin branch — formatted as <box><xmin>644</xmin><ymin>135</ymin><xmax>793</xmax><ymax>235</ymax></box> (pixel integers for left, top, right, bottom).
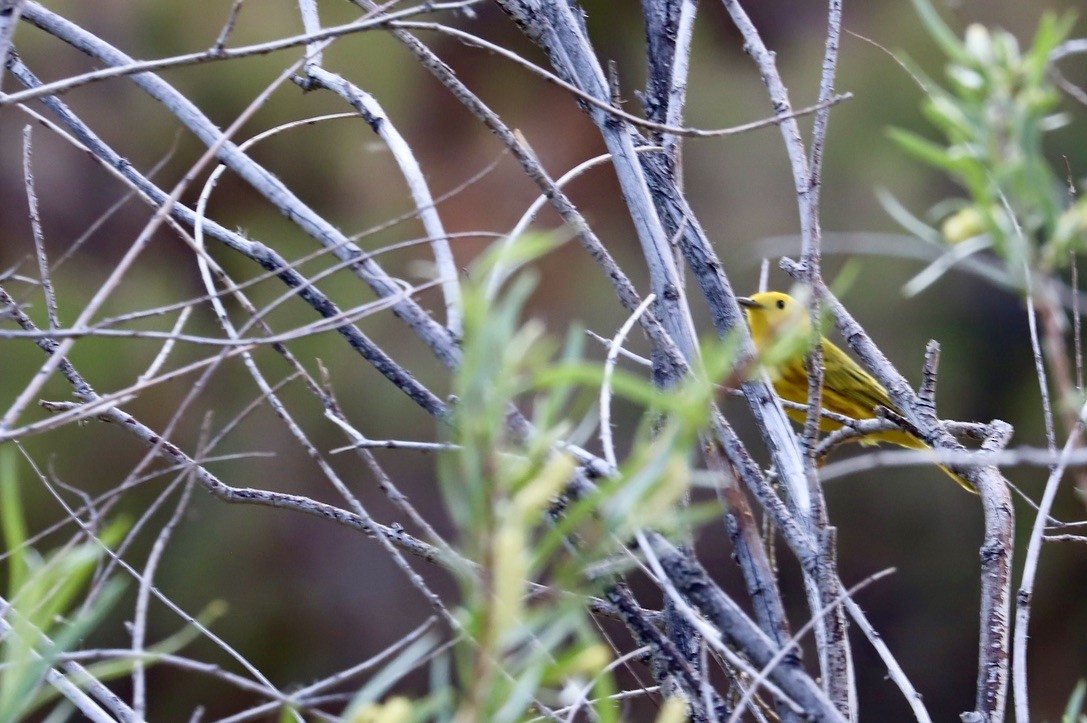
<box><xmin>301</xmin><ymin>65</ymin><xmax>462</xmax><ymax>337</ymax></box>
<box><xmin>601</xmin><ymin>294</ymin><xmax>657</xmax><ymax>468</ymax></box>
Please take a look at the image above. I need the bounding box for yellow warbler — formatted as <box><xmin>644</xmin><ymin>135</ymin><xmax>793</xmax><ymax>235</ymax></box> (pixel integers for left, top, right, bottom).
<box><xmin>738</xmin><ymin>291</ymin><xmax>973</xmax><ymax>492</ymax></box>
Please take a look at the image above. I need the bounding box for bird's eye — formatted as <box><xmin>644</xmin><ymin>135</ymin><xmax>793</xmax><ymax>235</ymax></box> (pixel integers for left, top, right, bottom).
<box><xmin>776</xmin><ymin>299</ymin><xmax>786</xmax><ymax>309</ymax></box>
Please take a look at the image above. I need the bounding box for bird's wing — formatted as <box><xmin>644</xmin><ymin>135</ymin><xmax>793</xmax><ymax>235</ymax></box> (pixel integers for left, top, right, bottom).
<box><xmin>820</xmin><ymin>340</ymin><xmax>895</xmax><ymax>418</ymax></box>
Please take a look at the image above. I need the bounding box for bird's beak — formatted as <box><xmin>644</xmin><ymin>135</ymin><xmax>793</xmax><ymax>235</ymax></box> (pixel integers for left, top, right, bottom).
<box><xmin>736</xmin><ymin>297</ymin><xmax>759</xmax><ymax>309</ymax></box>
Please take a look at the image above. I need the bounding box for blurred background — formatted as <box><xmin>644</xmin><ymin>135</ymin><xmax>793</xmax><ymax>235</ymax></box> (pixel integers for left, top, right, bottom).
<box><xmin>1</xmin><ymin>0</ymin><xmax>1086</xmax><ymax>719</ymax></box>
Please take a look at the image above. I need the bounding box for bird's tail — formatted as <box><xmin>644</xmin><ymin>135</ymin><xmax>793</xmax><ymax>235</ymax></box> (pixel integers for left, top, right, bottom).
<box><xmin>938</xmin><ymin>464</ymin><xmax>976</xmax><ymax>493</ymax></box>
<box><xmin>886</xmin><ymin>429</ymin><xmax>976</xmax><ymax>493</ymax></box>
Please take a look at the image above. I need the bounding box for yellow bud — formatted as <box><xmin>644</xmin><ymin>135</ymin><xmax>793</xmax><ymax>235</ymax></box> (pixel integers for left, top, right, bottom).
<box><xmin>513</xmin><ymin>453</ymin><xmax>575</xmax><ymax>521</ymax></box>
<box><xmin>569</xmin><ymin>643</ymin><xmax>612</xmax><ymax>676</ymax></box>
<box><xmin>654</xmin><ymin>696</ymin><xmax>691</xmax><ymax>723</ymax></box>
<box><xmin>348</xmin><ymin>697</ymin><xmax>413</xmax><ymax>723</ymax></box>
<box><xmin>941</xmin><ymin>206</ymin><xmax>986</xmax><ymax>244</ymax></box>
<box><xmin>492</xmin><ymin>524</ymin><xmax>527</xmax><ymax>640</ymax></box>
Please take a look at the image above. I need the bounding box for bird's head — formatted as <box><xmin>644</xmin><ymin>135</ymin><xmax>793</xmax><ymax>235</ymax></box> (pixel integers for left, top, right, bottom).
<box><xmin>737</xmin><ymin>291</ymin><xmax>810</xmax><ymax>350</ymax></box>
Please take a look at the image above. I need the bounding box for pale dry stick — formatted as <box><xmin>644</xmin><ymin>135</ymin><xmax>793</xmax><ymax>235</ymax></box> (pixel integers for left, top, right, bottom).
<box><xmin>216</xmin><ymin>239</ymin><xmax>468</xmax><ymax>337</ymax></box>
<box><xmin>807</xmin><ymin>0</ymin><xmax>843</xmax><ymax>211</ymax></box>
<box><xmin>285</xmin><ymin>617</ymin><xmax>441</xmax><ymax>702</ymax></box>
<box><xmin>601</xmin><ymin>294</ymin><xmax>657</xmax><ymax>469</ymax></box>
<box><xmin>725</xmin><ymin>568</ymin><xmax>894</xmax><ymax>723</ymax></box>
<box><xmin>1044</xmin><ymin>533</ymin><xmax>1087</xmax><ymax>542</ymax></box>
<box><xmin>702</xmin><ymin>439</ymin><xmax>930</xmax><ymax>714</ymax></box>
<box><xmin>585</xmin><ymin>329</ymin><xmax>652</xmax><ymax>367</ymax></box>
<box><xmin>364</xmin><ymin>0</ymin><xmax>684</xmax><ymax>387</ymax></box>
<box><xmin>2</xmin><ymin>0</ymin><xmax>482</xmax><ymax>106</ymax></box>
<box><xmin>646</xmin><ymin>529</ymin><xmax>890</xmax><ymax>723</ymax></box>
<box><xmin>818</xmin><ymin>442</ymin><xmax>1087</xmax><ymax>480</ymax></box>
<box><xmin>0</xmin><ymin>28</ymin><xmax>316</xmax><ymax>436</ymax></box>
<box><xmin>329</xmin><ymin>437</ymin><xmax>458</xmax><ymax>453</ymax></box>
<box><xmin>131</xmin><ymin>475</ymin><xmax>197</xmax><ymax>719</ymax></box>
<box><xmin>20</xmin><ymin>111</ymin><xmax>337</xmax><ymax>331</ymax></box>
<box><xmin>841</xmin><ymin>597</ymin><xmax>932</xmax><ymax>723</ymax></box>
<box><xmin>800</xmin><ymin>17</ymin><xmax>847</xmax><ymax>708</ymax></box>
<box><xmin>1073</xmin><ymin>255</ymin><xmax>1083</xmax><ymax>393</ymax></box>
<box><xmin>3</xmin><ymin>87</ymin><xmax>453</xmax><ymax>413</ymax></box>
<box><xmin>296</xmin><ymin>0</ymin><xmax>325</xmax><ymax>68</ymax></box>
<box><xmin>1035</xmin><ymin>278</ymin><xmax>1087</xmax><ymax>499</ymax></box>
<box><xmin>393</xmin><ymin>20</ymin><xmax>851</xmax><ymax>142</ymax></box>
<box><xmin>61</xmin><ymin>650</ymin><xmax>290</xmax><ymax>701</ymax></box>
<box><xmin>758</xmin><ymin>258</ymin><xmax>771</xmax><ymax>293</ymax></box>
<box><xmin>302</xmin><ymin>64</ymin><xmax>462</xmax><ymax>337</ymax></box>
<box><xmin>22</xmin><ymin>125</ymin><xmax>58</xmax><ymax>328</ymax></box>
<box><xmin>493</xmin><ymin>0</ymin><xmax>698</xmax><ymax>428</ymax></box>
<box><xmin>802</xmin><ymin>0</ymin><xmax>844</xmax><ymax>556</ymax></box>
<box><xmin>485</xmin><ymin>146</ymin><xmax>661</xmax><ymax>300</ymax></box>
<box><xmin>539</xmin><ymin>685</ymin><xmax>660</xmax><ymax>723</ymax></box>
<box><xmin>0</xmin><ymin>602</ymin><xmax>127</xmax><ymax>723</ymax></box>
<box><xmin>1014</xmin><ymin>406</ymin><xmax>1087</xmax><ymax>723</ymax></box>
<box><xmin>602</xmin><ymin>581</ymin><xmax>733</xmax><ymax>722</ymax></box>
<box><xmin>559</xmin><ymin>645</ymin><xmax>652</xmax><ymax>723</ymax></box>
<box><xmin>137</xmin><ymin>307</ymin><xmax>192</xmax><ymax>383</ymax></box>
<box><xmin>1021</xmin><ymin>268</ymin><xmax>1059</xmax><ymax>462</ymax></box>
<box><xmin>212</xmin><ymin>0</ymin><xmax>245</xmax><ymax>51</ymax></box>
<box><xmin>1047</xmin><ymin>518</ymin><xmax>1087</xmax><ymax>531</ymax></box>
<box><xmin>1009</xmin><ymin>193</ymin><xmax>1060</xmax><ymax>721</ymax></box>
<box><xmin>662</xmin><ymin>0</ymin><xmax>698</xmax><ymax>174</ymax></box>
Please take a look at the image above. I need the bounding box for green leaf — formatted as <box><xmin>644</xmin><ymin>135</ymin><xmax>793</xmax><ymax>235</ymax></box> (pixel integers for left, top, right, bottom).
<box><xmin>1064</xmin><ymin>679</ymin><xmax>1086</xmax><ymax>723</ymax></box>
<box><xmin>909</xmin><ymin>0</ymin><xmax>971</xmax><ymax>64</ymax></box>
<box><xmin>886</xmin><ymin>128</ymin><xmax>959</xmax><ymax>173</ymax></box>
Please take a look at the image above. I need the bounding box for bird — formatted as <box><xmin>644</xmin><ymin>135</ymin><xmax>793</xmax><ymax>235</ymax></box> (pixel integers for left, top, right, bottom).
<box><xmin>737</xmin><ymin>291</ymin><xmax>973</xmax><ymax>492</ymax></box>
